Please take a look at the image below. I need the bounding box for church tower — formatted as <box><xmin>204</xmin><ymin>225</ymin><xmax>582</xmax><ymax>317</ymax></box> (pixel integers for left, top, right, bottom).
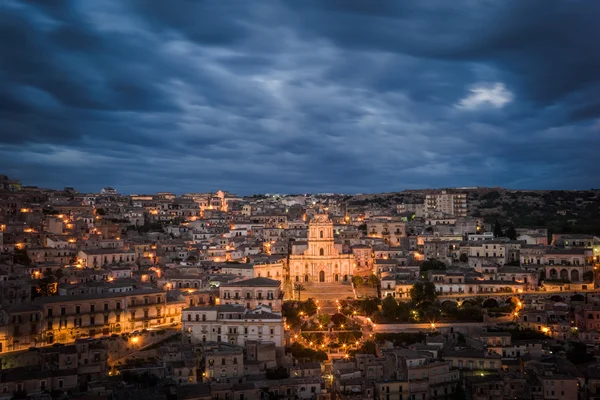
<box><xmin>289</xmin><ymin>213</ymin><xmax>356</xmax><ymax>283</ymax></box>
<box><xmin>307</xmin><ymin>214</ymin><xmax>337</xmax><ymax>257</ymax></box>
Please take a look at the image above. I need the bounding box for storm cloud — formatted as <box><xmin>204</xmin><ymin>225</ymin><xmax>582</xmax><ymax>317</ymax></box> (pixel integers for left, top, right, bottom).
<box><xmin>1</xmin><ymin>0</ymin><xmax>599</xmax><ymax>194</ymax></box>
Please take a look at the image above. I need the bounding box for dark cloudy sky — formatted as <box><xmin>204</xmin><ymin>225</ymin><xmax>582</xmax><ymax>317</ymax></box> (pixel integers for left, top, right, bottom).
<box><xmin>1</xmin><ymin>1</ymin><xmax>599</xmax><ymax>195</ymax></box>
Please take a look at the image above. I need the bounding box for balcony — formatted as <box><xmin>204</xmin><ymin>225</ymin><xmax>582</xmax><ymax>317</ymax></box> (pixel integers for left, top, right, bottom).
<box><xmin>128</xmin><ymin>315</ymin><xmax>163</xmax><ymax>322</ymax></box>
<box><xmin>128</xmin><ymin>302</ymin><xmax>161</xmax><ymax>309</ymax></box>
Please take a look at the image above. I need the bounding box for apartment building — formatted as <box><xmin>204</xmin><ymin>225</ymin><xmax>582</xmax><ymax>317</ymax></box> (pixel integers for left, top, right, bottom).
<box><xmin>76</xmin><ymin>249</ymin><xmax>137</xmax><ymax>268</ymax></box>
<box><xmin>182</xmin><ymin>304</ymin><xmax>284</xmax><ymax>347</ymax></box>
<box><xmin>219</xmin><ymin>277</ymin><xmax>283</xmax><ymax>312</ymax></box>
<box><xmin>425</xmin><ymin>191</ymin><xmax>468</xmax><ymax>217</ymax></box>
<box><xmin>40</xmin><ymin>289</ymin><xmax>165</xmax><ymax>344</ymax></box>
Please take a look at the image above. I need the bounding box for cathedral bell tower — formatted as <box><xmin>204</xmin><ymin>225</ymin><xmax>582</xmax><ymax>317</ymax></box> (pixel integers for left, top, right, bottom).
<box><xmin>307</xmin><ymin>214</ymin><xmax>337</xmax><ymax>257</ymax></box>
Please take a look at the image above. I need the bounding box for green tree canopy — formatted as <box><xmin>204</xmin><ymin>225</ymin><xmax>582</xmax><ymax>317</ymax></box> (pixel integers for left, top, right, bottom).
<box><xmin>381</xmin><ymin>296</ymin><xmax>399</xmax><ymax>321</ymax></box>
<box><xmin>493</xmin><ymin>220</ymin><xmax>503</xmax><ymax>237</ymax></box>
<box><xmin>410</xmin><ymin>281</ymin><xmax>437</xmax><ymax>305</ymax></box>
<box><xmin>352</xmin><ymin>276</ymin><xmax>364</xmax><ymax>287</ymax></box>
<box><xmin>299</xmin><ymin>298</ymin><xmax>318</xmax><ymax>316</ymax></box>
<box><xmin>356</xmin><ymin>298</ymin><xmax>380</xmax><ymax>315</ymax></box>
<box><xmin>420</xmin><ymin>259</ymin><xmax>446</xmax><ymax>277</ymax></box>
<box><xmin>331</xmin><ymin>313</ymin><xmax>347</xmax><ymax>327</ymax></box>
<box><xmin>366</xmin><ymin>274</ymin><xmax>379</xmax><ymax>288</ymax></box>
<box><xmin>505</xmin><ymin>224</ymin><xmax>517</xmax><ymax>240</ymax></box>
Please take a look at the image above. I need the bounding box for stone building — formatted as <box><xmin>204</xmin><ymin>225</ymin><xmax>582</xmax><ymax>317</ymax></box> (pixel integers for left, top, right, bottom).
<box><xmin>288</xmin><ymin>214</ymin><xmax>355</xmax><ymax>283</ymax></box>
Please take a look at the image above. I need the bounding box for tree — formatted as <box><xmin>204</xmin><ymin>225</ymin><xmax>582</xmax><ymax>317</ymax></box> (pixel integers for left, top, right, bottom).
<box><xmin>288</xmin><ymin>342</ymin><xmax>328</xmax><ymax>362</ymax></box>
<box><xmin>294</xmin><ymin>284</ymin><xmax>306</xmax><ymax>302</ymax></box>
<box><xmin>493</xmin><ymin>220</ymin><xmax>503</xmax><ymax>238</ymax></box>
<box><xmin>381</xmin><ymin>296</ymin><xmax>401</xmax><ymax>321</ymax></box>
<box><xmin>505</xmin><ymin>224</ymin><xmax>517</xmax><ymax>240</ymax></box>
<box><xmin>331</xmin><ymin>313</ymin><xmax>347</xmax><ymax>327</ymax></box>
<box><xmin>282</xmin><ymin>303</ymin><xmax>300</xmax><ymax>327</ymax></box>
<box><xmin>351</xmin><ymin>340</ymin><xmax>377</xmax><ymax>356</ymax></box>
<box><xmin>300</xmin><ymin>298</ymin><xmax>318</xmax><ymax>316</ymax></box>
<box><xmin>352</xmin><ymin>276</ymin><xmax>364</xmax><ymax>287</ymax></box>
<box><xmin>419</xmin><ymin>259</ymin><xmax>446</xmax><ymax>277</ymax></box>
<box><xmin>456</xmin><ymin>305</ymin><xmax>484</xmax><ymax>322</ymax></box>
<box><xmin>583</xmin><ymin>271</ymin><xmax>594</xmax><ymax>282</ymax></box>
<box><xmin>421</xmin><ymin>304</ymin><xmax>441</xmax><ymax>321</ymax></box>
<box><xmin>317</xmin><ymin>313</ymin><xmax>331</xmax><ymax>327</ymax></box>
<box><xmin>459</xmin><ymin>253</ymin><xmax>468</xmax><ymax>263</ymax></box>
<box><xmin>409</xmin><ymin>282</ymin><xmax>437</xmax><ymax>305</ymax></box>
<box><xmin>441</xmin><ymin>301</ymin><xmax>458</xmax><ymax>317</ymax></box>
<box><xmin>356</xmin><ymin>298</ymin><xmax>380</xmax><ymax>315</ymax></box>
<box><xmin>366</xmin><ymin>274</ymin><xmax>379</xmax><ymax>288</ymax></box>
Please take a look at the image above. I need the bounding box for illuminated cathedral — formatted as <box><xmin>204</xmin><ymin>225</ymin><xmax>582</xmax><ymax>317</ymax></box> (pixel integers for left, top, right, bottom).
<box><xmin>289</xmin><ymin>214</ymin><xmax>356</xmax><ymax>283</ymax></box>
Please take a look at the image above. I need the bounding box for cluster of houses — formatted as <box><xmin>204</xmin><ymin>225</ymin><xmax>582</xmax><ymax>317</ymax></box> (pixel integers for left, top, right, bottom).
<box><xmin>0</xmin><ymin>176</ymin><xmax>600</xmax><ymax>399</ymax></box>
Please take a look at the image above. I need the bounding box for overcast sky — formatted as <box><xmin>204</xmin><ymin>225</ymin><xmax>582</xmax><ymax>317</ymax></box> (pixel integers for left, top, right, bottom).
<box><xmin>1</xmin><ymin>1</ymin><xmax>599</xmax><ymax>195</ymax></box>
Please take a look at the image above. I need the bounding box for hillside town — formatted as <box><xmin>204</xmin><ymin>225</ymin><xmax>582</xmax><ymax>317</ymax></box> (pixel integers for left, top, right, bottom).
<box><xmin>0</xmin><ymin>174</ymin><xmax>599</xmax><ymax>400</ymax></box>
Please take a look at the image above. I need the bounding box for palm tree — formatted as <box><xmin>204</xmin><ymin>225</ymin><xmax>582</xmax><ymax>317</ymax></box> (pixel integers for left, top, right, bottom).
<box><xmin>294</xmin><ymin>284</ymin><xmax>306</xmax><ymax>302</ymax></box>
<box><xmin>367</xmin><ymin>274</ymin><xmax>379</xmax><ymax>288</ymax></box>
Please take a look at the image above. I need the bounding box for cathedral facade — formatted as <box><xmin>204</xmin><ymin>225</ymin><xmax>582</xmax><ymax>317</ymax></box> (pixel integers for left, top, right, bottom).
<box><xmin>289</xmin><ymin>214</ymin><xmax>356</xmax><ymax>283</ymax></box>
